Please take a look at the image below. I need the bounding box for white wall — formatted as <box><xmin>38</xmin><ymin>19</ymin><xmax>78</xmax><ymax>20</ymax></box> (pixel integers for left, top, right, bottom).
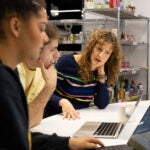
<box><xmin>134</xmin><ymin>0</ymin><xmax>150</xmax><ymax>18</ymax></box>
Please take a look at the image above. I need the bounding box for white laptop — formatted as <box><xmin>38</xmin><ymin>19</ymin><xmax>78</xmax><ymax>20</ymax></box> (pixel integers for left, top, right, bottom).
<box><xmin>73</xmin><ymin>94</ymin><xmax>143</xmax><ymax>138</ymax></box>
<box><xmin>97</xmin><ymin>105</ymin><xmax>150</xmax><ymax>149</ymax></box>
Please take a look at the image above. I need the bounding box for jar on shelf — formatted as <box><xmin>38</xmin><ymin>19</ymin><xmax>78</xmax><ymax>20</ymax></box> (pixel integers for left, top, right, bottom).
<box><xmin>122</xmin><ymin>56</ymin><xmax>130</xmax><ymax>68</ymax></box>
<box><xmin>86</xmin><ymin>0</ymin><xmax>95</xmax><ymax>9</ymax></box>
<box><xmin>69</xmin><ymin>33</ymin><xmax>76</xmax><ymax>42</ymax></box>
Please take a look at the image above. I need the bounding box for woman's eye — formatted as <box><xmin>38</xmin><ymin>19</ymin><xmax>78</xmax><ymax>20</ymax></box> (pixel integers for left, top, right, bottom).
<box><xmin>97</xmin><ymin>47</ymin><xmax>102</xmax><ymax>51</ymax></box>
<box><xmin>105</xmin><ymin>51</ymin><xmax>111</xmax><ymax>55</ymax></box>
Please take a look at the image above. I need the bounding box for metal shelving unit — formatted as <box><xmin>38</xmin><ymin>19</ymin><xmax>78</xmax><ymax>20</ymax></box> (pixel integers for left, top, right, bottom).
<box><xmin>49</xmin><ymin>19</ymin><xmax>83</xmax><ymax>51</ymax></box>
<box><xmin>50</xmin><ymin>18</ymin><xmax>113</xmax><ymax>50</ymax></box>
<box><xmin>50</xmin><ymin>7</ymin><xmax>149</xmax><ymax>100</ymax></box>
<box><xmin>121</xmin><ymin>41</ymin><xmax>147</xmax><ymax>46</ymax></box>
<box><xmin>83</xmin><ymin>7</ymin><xmax>149</xmax><ymax>101</ymax></box>
<box><xmin>84</xmin><ymin>8</ymin><xmax>149</xmax><ymax>38</ymax></box>
<box><xmin>50</xmin><ymin>18</ymin><xmax>107</xmax><ymax>45</ymax></box>
<box><xmin>119</xmin><ymin>67</ymin><xmax>147</xmax><ymax>76</ymax></box>
<box><xmin>50</xmin><ymin>19</ymin><xmax>83</xmax><ymax>25</ymax></box>
<box><xmin>85</xmin><ymin>8</ymin><xmax>149</xmax><ymax>19</ymax></box>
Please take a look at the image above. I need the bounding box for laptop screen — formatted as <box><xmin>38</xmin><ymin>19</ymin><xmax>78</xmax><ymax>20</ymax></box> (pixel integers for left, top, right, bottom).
<box><xmin>128</xmin><ymin>106</ymin><xmax>150</xmax><ymax>149</ymax></box>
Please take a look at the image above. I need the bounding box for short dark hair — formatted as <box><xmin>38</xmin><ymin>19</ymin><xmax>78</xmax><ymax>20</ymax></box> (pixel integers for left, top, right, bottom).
<box><xmin>0</xmin><ymin>0</ymin><xmax>46</xmax><ymax>39</ymax></box>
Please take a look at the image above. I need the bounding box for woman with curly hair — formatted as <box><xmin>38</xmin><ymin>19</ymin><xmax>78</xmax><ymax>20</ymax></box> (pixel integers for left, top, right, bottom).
<box><xmin>44</xmin><ymin>29</ymin><xmax>122</xmax><ymax>119</ymax></box>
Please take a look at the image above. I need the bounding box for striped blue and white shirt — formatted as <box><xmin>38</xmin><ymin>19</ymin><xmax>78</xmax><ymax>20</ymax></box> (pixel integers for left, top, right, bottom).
<box><xmin>49</xmin><ymin>53</ymin><xmax>109</xmax><ymax>110</ymax></box>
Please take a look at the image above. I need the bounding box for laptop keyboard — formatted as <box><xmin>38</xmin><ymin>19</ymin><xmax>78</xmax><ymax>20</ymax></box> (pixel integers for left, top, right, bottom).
<box><xmin>94</xmin><ymin>122</ymin><xmax>122</xmax><ymax>136</ymax></box>
<box><xmin>97</xmin><ymin>145</ymin><xmax>133</xmax><ymax>150</ymax></box>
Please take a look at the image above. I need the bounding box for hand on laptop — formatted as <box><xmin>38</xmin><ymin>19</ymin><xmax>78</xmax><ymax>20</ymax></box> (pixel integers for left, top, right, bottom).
<box><xmin>59</xmin><ymin>99</ymin><xmax>80</xmax><ymax>120</ymax></box>
<box><xmin>69</xmin><ymin>136</ymin><xmax>104</xmax><ymax>150</ymax></box>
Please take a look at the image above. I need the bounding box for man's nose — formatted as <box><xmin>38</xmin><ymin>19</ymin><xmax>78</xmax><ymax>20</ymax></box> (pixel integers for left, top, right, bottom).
<box><xmin>55</xmin><ymin>49</ymin><xmax>60</xmax><ymax>58</ymax></box>
<box><xmin>43</xmin><ymin>32</ymin><xmax>49</xmax><ymax>43</ymax></box>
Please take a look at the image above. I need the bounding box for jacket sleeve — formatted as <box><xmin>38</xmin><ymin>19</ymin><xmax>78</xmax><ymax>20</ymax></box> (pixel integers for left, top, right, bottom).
<box><xmin>0</xmin><ymin>67</ymin><xmax>29</xmax><ymax>150</ymax></box>
<box><xmin>49</xmin><ymin>94</ymin><xmax>63</xmax><ymax>109</ymax></box>
<box><xmin>32</xmin><ymin>132</ymin><xmax>70</xmax><ymax>150</ymax></box>
<box><xmin>94</xmin><ymin>82</ymin><xmax>110</xmax><ymax>109</ymax></box>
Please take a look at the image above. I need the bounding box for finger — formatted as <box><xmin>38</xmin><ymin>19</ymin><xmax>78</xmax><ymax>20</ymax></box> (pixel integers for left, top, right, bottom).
<box><xmin>71</xmin><ymin>110</ymin><xmax>80</xmax><ymax>119</ymax></box>
<box><xmin>74</xmin><ymin>111</ymin><xmax>80</xmax><ymax>119</ymax></box>
<box><xmin>88</xmin><ymin>137</ymin><xmax>104</xmax><ymax>147</ymax></box>
<box><xmin>84</xmin><ymin>143</ymin><xmax>98</xmax><ymax>149</ymax></box>
<box><xmin>77</xmin><ymin>111</ymin><xmax>80</xmax><ymax>114</ymax></box>
<box><xmin>63</xmin><ymin>112</ymin><xmax>71</xmax><ymax>120</ymax></box>
<box><xmin>38</xmin><ymin>59</ymin><xmax>45</xmax><ymax>71</ymax></box>
<box><xmin>69</xmin><ymin>112</ymin><xmax>76</xmax><ymax>120</ymax></box>
<box><xmin>46</xmin><ymin>63</ymin><xmax>52</xmax><ymax>69</ymax></box>
<box><xmin>38</xmin><ymin>59</ymin><xmax>49</xmax><ymax>79</ymax></box>
<box><xmin>62</xmin><ymin>112</ymin><xmax>67</xmax><ymax>120</ymax></box>
<box><xmin>66</xmin><ymin>113</ymin><xmax>71</xmax><ymax>120</ymax></box>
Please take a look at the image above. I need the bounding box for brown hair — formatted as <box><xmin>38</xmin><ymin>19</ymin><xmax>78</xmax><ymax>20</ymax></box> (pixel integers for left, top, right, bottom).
<box><xmin>45</xmin><ymin>21</ymin><xmax>61</xmax><ymax>42</ymax></box>
<box><xmin>78</xmin><ymin>29</ymin><xmax>122</xmax><ymax>85</ymax></box>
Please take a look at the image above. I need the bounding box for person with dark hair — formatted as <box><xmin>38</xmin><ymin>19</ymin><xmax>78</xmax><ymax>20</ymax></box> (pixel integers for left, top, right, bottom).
<box><xmin>44</xmin><ymin>29</ymin><xmax>122</xmax><ymax>119</ymax></box>
<box><xmin>0</xmin><ymin>0</ymin><xmax>104</xmax><ymax>149</ymax></box>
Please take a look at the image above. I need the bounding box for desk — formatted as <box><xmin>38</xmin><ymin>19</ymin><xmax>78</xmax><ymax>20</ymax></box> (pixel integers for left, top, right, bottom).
<box><xmin>31</xmin><ymin>100</ymin><xmax>150</xmax><ymax>146</ymax></box>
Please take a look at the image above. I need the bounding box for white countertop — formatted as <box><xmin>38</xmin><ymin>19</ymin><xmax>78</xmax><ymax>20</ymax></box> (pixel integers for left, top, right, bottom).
<box><xmin>31</xmin><ymin>100</ymin><xmax>150</xmax><ymax>146</ymax></box>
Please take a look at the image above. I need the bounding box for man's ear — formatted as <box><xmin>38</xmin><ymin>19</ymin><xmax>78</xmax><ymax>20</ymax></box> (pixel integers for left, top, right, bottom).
<box><xmin>9</xmin><ymin>17</ymin><xmax>21</xmax><ymax>37</ymax></box>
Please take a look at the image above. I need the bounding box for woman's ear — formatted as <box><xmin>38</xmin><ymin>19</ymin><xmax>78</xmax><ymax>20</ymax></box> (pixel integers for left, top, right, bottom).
<box><xmin>9</xmin><ymin>17</ymin><xmax>21</xmax><ymax>37</ymax></box>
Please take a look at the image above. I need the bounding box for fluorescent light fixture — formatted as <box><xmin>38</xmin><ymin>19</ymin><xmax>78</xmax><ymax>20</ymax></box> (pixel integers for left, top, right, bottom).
<box><xmin>51</xmin><ymin>9</ymin><xmax>81</xmax><ymax>13</ymax></box>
